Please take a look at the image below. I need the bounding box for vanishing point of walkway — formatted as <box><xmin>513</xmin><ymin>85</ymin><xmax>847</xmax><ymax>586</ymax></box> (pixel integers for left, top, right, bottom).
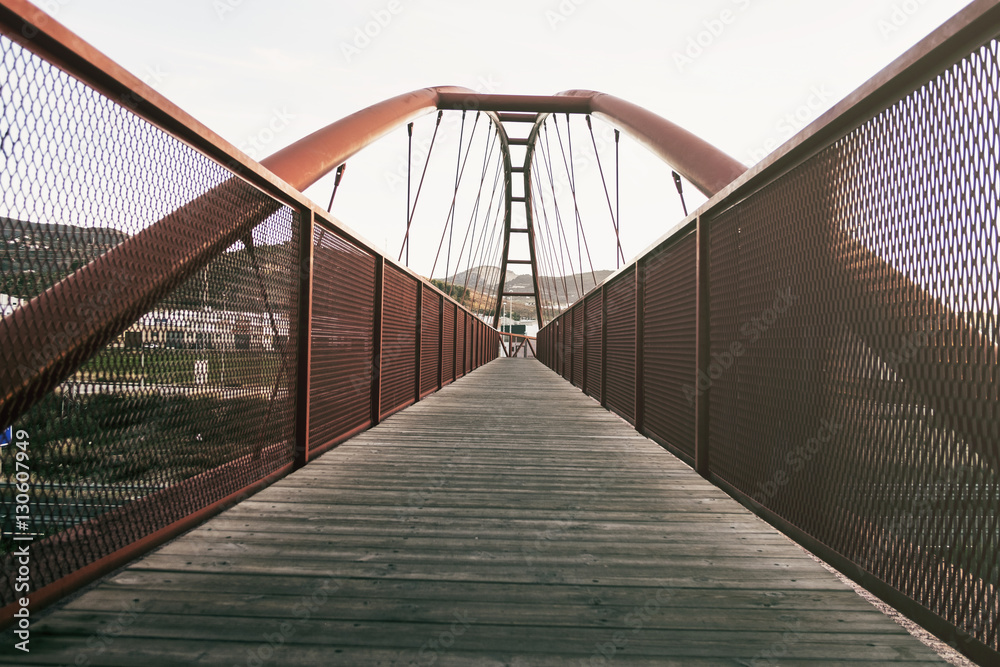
<box><xmin>6</xmin><ymin>359</ymin><xmax>947</xmax><ymax>665</ymax></box>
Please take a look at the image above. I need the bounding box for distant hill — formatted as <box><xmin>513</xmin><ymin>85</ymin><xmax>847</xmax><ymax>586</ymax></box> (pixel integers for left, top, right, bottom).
<box><xmin>436</xmin><ymin>265</ymin><xmax>615</xmax><ymax>320</ymax></box>
<box><xmin>1</xmin><ymin>217</ymin><xmax>130</xmax><ymax>299</ymax></box>
<box><xmin>1</xmin><ymin>217</ymin><xmax>295</xmax><ymax>312</ymax></box>
<box><xmin>508</xmin><ymin>269</ymin><xmax>613</xmax><ymax>304</ymax></box>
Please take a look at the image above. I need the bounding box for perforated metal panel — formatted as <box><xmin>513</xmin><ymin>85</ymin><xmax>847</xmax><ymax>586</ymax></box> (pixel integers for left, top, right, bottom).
<box><xmin>585</xmin><ymin>291</ymin><xmax>603</xmax><ymax>400</ymax></box>
<box><xmin>442</xmin><ymin>302</ymin><xmax>455</xmax><ymax>382</ymax></box>
<box><xmin>379</xmin><ymin>266</ymin><xmax>418</xmax><ymax>417</ymax></box>
<box><xmin>572</xmin><ymin>303</ymin><xmax>585</xmax><ymax>389</ymax></box>
<box><xmin>421</xmin><ymin>289</ymin><xmax>440</xmax><ymax>396</ymax></box>
<box><xmin>310</xmin><ymin>225</ymin><xmax>375</xmax><ymax>451</ymax></box>
<box><xmin>643</xmin><ymin>232</ymin><xmax>697</xmax><ymax>459</ymax></box>
<box><xmin>605</xmin><ymin>268</ymin><xmax>636</xmax><ymax>423</ymax></box>
<box><xmin>562</xmin><ymin>309</ymin><xmax>573</xmax><ymax>383</ymax></box>
<box><xmin>456</xmin><ymin>310</ymin><xmax>466</xmax><ymax>378</ymax></box>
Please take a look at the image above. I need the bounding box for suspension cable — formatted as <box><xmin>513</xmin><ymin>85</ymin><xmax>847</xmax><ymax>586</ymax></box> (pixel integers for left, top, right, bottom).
<box><xmin>586</xmin><ymin>115</ymin><xmax>625</xmax><ymax>268</ymax></box>
<box><xmin>673</xmin><ymin>170</ymin><xmax>688</xmax><ymax>216</ymax></box>
<box><xmin>326</xmin><ymin>163</ymin><xmax>346</xmax><ymax>212</ymax></box>
<box><xmin>430</xmin><ymin>111</ymin><xmax>481</xmax><ymax>280</ymax></box>
<box><xmin>553</xmin><ymin>114</ymin><xmax>597</xmax><ymax>291</ymax></box>
<box><xmin>454</xmin><ymin>125</ymin><xmax>499</xmax><ymax>294</ymax></box>
<box><xmin>405</xmin><ymin>122</ymin><xmax>413</xmax><ymax>265</ymax></box>
<box><xmin>473</xmin><ymin>185</ymin><xmax>507</xmax><ymax>313</ymax></box>
<box><xmin>541</xmin><ymin>120</ymin><xmax>580</xmax><ymax>303</ymax></box>
<box><xmin>462</xmin><ymin>135</ymin><xmax>504</xmax><ymax>298</ymax></box>
<box><xmin>615</xmin><ymin>129</ymin><xmax>621</xmax><ymax>269</ymax></box>
<box><xmin>530</xmin><ymin>167</ymin><xmax>562</xmax><ymax>319</ymax></box>
<box><xmin>533</xmin><ymin>143</ymin><xmax>571</xmax><ymax>311</ymax></box>
<box><xmin>398</xmin><ymin>111</ymin><xmax>443</xmax><ymax>262</ymax></box>
<box><xmin>463</xmin><ymin>135</ymin><xmax>504</xmax><ymax>314</ymax></box>
<box><xmin>444</xmin><ymin>111</ymin><xmax>468</xmax><ymax>283</ymax></box>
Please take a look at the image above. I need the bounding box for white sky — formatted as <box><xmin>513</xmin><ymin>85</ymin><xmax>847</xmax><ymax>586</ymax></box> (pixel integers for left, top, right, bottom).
<box><xmin>28</xmin><ymin>0</ymin><xmax>973</xmax><ymax>280</ymax></box>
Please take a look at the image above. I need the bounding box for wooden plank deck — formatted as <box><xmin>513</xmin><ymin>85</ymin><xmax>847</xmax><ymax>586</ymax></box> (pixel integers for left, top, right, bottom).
<box><xmin>4</xmin><ymin>358</ymin><xmax>950</xmax><ymax>666</ymax></box>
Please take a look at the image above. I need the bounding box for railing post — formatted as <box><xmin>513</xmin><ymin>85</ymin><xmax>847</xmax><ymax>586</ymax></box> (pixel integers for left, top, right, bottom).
<box><xmin>371</xmin><ymin>255</ymin><xmax>385</xmax><ymax>427</ymax></box>
<box><xmin>414</xmin><ymin>281</ymin><xmax>423</xmax><ymax>402</ymax></box>
<box><xmin>293</xmin><ymin>210</ymin><xmax>314</xmax><ymax>469</ymax></box>
<box><xmin>635</xmin><ymin>258</ymin><xmax>645</xmax><ymax>432</ymax></box>
<box><xmin>601</xmin><ymin>285</ymin><xmax>608</xmax><ymax>408</ymax></box>
<box><xmin>694</xmin><ymin>213</ymin><xmax>710</xmax><ymax>478</ymax></box>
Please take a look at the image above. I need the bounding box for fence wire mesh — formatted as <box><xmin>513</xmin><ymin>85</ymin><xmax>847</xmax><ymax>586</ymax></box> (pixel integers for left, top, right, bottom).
<box><xmin>709</xmin><ymin>35</ymin><xmax>999</xmax><ymax>652</ymax></box>
<box><xmin>538</xmin><ymin>22</ymin><xmax>999</xmax><ymax>659</ymax></box>
<box><xmin>0</xmin><ymin>31</ymin><xmax>300</xmax><ymax>608</ymax></box>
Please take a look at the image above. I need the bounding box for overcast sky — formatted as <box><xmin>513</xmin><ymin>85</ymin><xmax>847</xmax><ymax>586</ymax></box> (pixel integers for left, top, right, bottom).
<box><xmin>29</xmin><ymin>0</ymin><xmax>972</xmax><ymax>279</ymax></box>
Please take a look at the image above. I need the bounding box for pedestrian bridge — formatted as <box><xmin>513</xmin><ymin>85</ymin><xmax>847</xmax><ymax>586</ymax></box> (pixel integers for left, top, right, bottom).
<box><xmin>0</xmin><ymin>0</ymin><xmax>997</xmax><ymax>664</ymax></box>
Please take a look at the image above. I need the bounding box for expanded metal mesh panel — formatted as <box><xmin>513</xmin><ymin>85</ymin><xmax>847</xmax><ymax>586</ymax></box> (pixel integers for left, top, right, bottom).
<box><xmin>585</xmin><ymin>291</ymin><xmax>602</xmax><ymax>400</ymax></box>
<box><xmin>456</xmin><ymin>310</ymin><xmax>466</xmax><ymax>378</ymax></box>
<box><xmin>554</xmin><ymin>320</ymin><xmax>564</xmax><ymax>376</ymax></box>
<box><xmin>0</xmin><ymin>33</ymin><xmax>241</xmax><ymax>300</ymax></box>
<box><xmin>420</xmin><ymin>289</ymin><xmax>440</xmax><ymax>395</ymax></box>
<box><xmin>1</xmin><ymin>206</ymin><xmax>299</xmax><ymax>608</ymax></box>
<box><xmin>605</xmin><ymin>268</ymin><xmax>636</xmax><ymax>423</ymax></box>
<box><xmin>709</xmin><ymin>37</ymin><xmax>1000</xmax><ymax>653</ymax></box>
<box><xmin>442</xmin><ymin>303</ymin><xmax>455</xmax><ymax>381</ymax></box>
<box><xmin>0</xmin><ymin>31</ymin><xmax>300</xmax><ymax>608</ymax></box>
<box><xmin>380</xmin><ymin>266</ymin><xmax>417</xmax><ymax>417</ymax></box>
<box><xmin>309</xmin><ymin>225</ymin><xmax>375</xmax><ymax>450</ymax></box>
<box><xmin>562</xmin><ymin>311</ymin><xmax>573</xmax><ymax>383</ymax></box>
<box><xmin>465</xmin><ymin>315</ymin><xmax>474</xmax><ymax>373</ymax></box>
<box><xmin>572</xmin><ymin>304</ymin><xmax>585</xmax><ymax>389</ymax></box>
<box><xmin>643</xmin><ymin>232</ymin><xmax>697</xmax><ymax>459</ymax></box>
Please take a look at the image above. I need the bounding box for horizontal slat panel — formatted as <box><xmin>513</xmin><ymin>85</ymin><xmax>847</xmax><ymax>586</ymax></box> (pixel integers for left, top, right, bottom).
<box><xmin>572</xmin><ymin>303</ymin><xmax>585</xmax><ymax>389</ymax></box>
<box><xmin>380</xmin><ymin>266</ymin><xmax>418</xmax><ymax>417</ymax></box>
<box><xmin>605</xmin><ymin>267</ymin><xmax>636</xmax><ymax>423</ymax></box>
<box><xmin>310</xmin><ymin>226</ymin><xmax>375</xmax><ymax>451</ymax></box>
<box><xmin>585</xmin><ymin>291</ymin><xmax>602</xmax><ymax>400</ymax></box>
<box><xmin>420</xmin><ymin>289</ymin><xmax>440</xmax><ymax>395</ymax></box>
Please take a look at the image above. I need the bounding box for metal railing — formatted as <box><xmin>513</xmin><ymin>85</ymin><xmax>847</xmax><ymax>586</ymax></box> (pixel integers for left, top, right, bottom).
<box><xmin>538</xmin><ymin>2</ymin><xmax>999</xmax><ymax>662</ymax></box>
<box><xmin>0</xmin><ymin>0</ymin><xmax>498</xmax><ymax>622</ymax></box>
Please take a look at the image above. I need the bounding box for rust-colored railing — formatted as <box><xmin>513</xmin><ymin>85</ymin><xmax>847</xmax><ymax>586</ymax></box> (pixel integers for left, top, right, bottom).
<box><xmin>0</xmin><ymin>0</ymin><xmax>499</xmax><ymax>625</ymax></box>
<box><xmin>538</xmin><ymin>2</ymin><xmax>1000</xmax><ymax>662</ymax></box>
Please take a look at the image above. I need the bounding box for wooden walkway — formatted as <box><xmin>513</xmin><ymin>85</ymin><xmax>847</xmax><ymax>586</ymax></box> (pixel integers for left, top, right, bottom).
<box><xmin>6</xmin><ymin>358</ymin><xmax>948</xmax><ymax>665</ymax></box>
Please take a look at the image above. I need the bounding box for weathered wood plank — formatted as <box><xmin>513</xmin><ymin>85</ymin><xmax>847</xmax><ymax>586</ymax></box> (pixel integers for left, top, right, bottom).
<box><xmin>1</xmin><ymin>359</ymin><xmax>949</xmax><ymax>665</ymax></box>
